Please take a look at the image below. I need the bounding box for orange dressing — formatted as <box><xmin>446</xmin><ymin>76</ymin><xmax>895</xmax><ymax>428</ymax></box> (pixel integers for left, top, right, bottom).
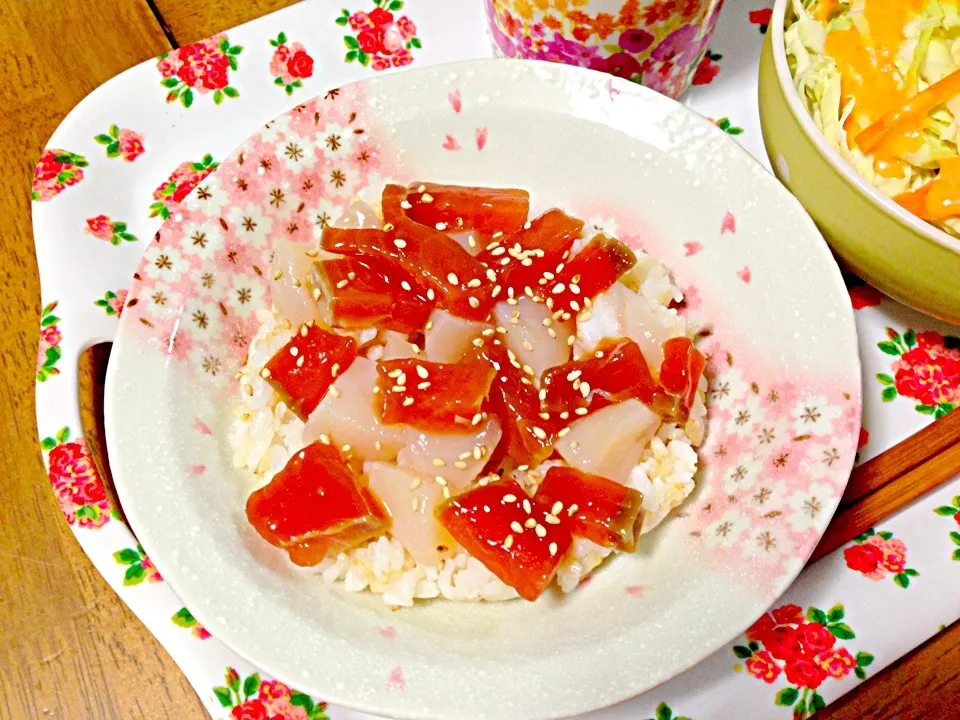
<box><xmin>895</xmin><ymin>156</ymin><xmax>960</xmax><ymax>221</ymax></box>
<box><xmin>823</xmin><ymin>0</ymin><xmax>929</xmax><ymax>177</ymax></box>
<box><xmin>820</xmin><ymin>0</ymin><xmax>960</xmax><ymax>217</ymax></box>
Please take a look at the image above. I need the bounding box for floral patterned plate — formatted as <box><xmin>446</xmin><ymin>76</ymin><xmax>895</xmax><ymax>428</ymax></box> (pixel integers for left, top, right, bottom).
<box><xmin>103</xmin><ymin>59</ymin><xmax>860</xmax><ymax>719</ymax></box>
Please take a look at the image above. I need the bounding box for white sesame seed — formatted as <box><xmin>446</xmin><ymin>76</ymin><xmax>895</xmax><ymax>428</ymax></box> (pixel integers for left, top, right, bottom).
<box><xmin>471</xmin><ymin>413</ymin><xmax>483</xmax><ymax>425</ymax></box>
<box><xmin>411</xmin><ymin>497</ymin><xmax>420</xmax><ymax>511</ymax></box>
<box><xmin>446</xmin><ymin>272</ymin><xmax>459</xmax><ymax>285</ymax></box>
<box><xmin>417</xmin><ymin>381</ymin><xmax>431</xmax><ymax>390</ymax></box>
<box><xmin>524</xmin><ymin>517</ymin><xmax>537</xmax><ymax>528</ymax></box>
<box><xmin>329</xmin><ymin>385</ymin><xmax>341</xmax><ymax>398</ymax></box>
<box><xmin>522</xmin><ymin>340</ymin><xmax>533</xmax><ymax>351</ymax></box>
<box><xmin>535</xmin><ymin>524</ymin><xmax>547</xmax><ymax>537</ymax></box>
<box><xmin>331</xmin><ymin>363</ymin><xmax>340</xmax><ymax>377</ymax></box>
<box><xmin>532</xmin><ymin>426</ymin><xmax>547</xmax><ymax>440</ymax></box>
<box><xmin>393</xmin><ymin>238</ymin><xmax>407</xmax><ymax>249</ymax></box>
<box><xmin>454</xmin><ymin>460</ymin><xmax>468</xmax><ymax>470</ymax></box>
<box><xmin>305</xmin><ymin>249</ymin><xmax>319</xmax><ymax>258</ymax></box>
<box><xmin>474</xmin><ymin>445</ymin><xmax>484</xmax><ymax>459</ymax></box>
<box><xmin>503</xmin><ymin>493</ymin><xmax>517</xmax><ymax>503</ymax></box>
<box><xmin>468</xmin><ymin>236</ymin><xmax>477</xmax><ymax>248</ymax></box>
<box><xmin>401</xmin><ymin>280</ymin><xmax>412</xmax><ymax>291</ymax></box>
<box><xmin>400</xmin><ymin>200</ymin><xmax>412</xmax><ymax>209</ymax></box>
<box><xmin>524</xmin><ymin>285</ymin><xmax>534</xmax><ymax>298</ymax></box>
<box><xmin>522</xmin><ymin>365</ymin><xmax>535</xmax><ymax>377</ymax></box>
<box><xmin>433</xmin><ymin>458</ymin><xmax>446</xmax><ymax>467</ymax></box>
<box><xmin>492</xmin><ymin>231</ymin><xmax>504</xmax><ymax>239</ymax></box>
<box><xmin>491</xmin><ymin>246</ymin><xmax>506</xmax><ymax>256</ymax></box>
<box><xmin>375</xmin><ymin>441</ymin><xmax>382</xmax><ymax>451</ymax></box>
<box><xmin>570</xmin><ymin>300</ymin><xmax>581</xmax><ymax>312</ymax></box>
<box><xmin>421</xmin><ymin>192</ymin><xmax>434</xmax><ymax>203</ymax></box>
<box><xmin>403</xmin><ymin>396</ymin><xmax>415</xmax><ymax>406</ymax></box>
<box><xmin>443</xmin><ymin>486</ymin><xmax>451</xmax><ymax>499</ymax></box>
<box><xmin>411</xmin><ymin>343</ymin><xmax>422</xmax><ymax>354</ymax></box>
<box><xmin>552</xmin><ymin>283</ymin><xmax>566</xmax><ymax>294</ymax></box>
<box><xmin>504</xmin><ymin>534</ymin><xmax>514</xmax><ymax>549</ymax></box>
<box><xmin>388</xmin><ymin>368</ymin><xmax>402</xmax><ymax>378</ymax></box>
<box><xmin>567</xmin><ymin>503</ymin><xmax>579</xmax><ymax>516</ymax></box>
<box><xmin>467</xmin><ymin>278</ymin><xmax>482</xmax><ymax>288</ymax></box>
<box><xmin>551</xmin><ymin>501</ymin><xmax>564</xmax><ymax>515</ymax></box>
<box><xmin>544</xmin><ymin>514</ymin><xmax>560</xmax><ymax>525</ymax></box>
<box><xmin>410</xmin><ymin>476</ymin><xmax>423</xmax><ymax>489</ymax></box>
<box><xmin>335</xmin><ymin>279</ymin><xmax>349</xmax><ymax>289</ymax></box>
<box><xmin>397</xmin><ymin>372</ymin><xmax>407</xmax><ymax>385</ymax></box>
<box><xmin>517</xmin><ymin>465</ymin><xmax>529</xmax><ymax>472</ymax></box>
<box><xmin>510</xmin><ymin>521</ymin><xmax>524</xmax><ymax>533</ymax></box>
<box><xmin>296</xmin><ymin>356</ymin><xmax>305</xmax><ymax>367</ymax></box>
<box><xmin>426</xmin><ymin>288</ymin><xmax>436</xmax><ymax>301</ymax></box>
<box><xmin>435</xmin><ymin>222</ymin><xmax>448</xmax><ymax>231</ymax></box>
<box><xmin>557</xmin><ymin>427</ymin><xmax>571</xmax><ymax>437</ymax></box>
<box><xmin>580</xmin><ymin>381</ymin><xmax>591</xmax><ymax>398</ymax></box>
<box><xmin>567</xmin><ymin>335</ymin><xmax>576</xmax><ymax>346</ymax></box>
<box><xmin>435</xmin><ymin>476</ymin><xmax>447</xmax><ymax>486</ymax></box>
<box><xmin>559</xmin><ymin>411</ymin><xmax>570</xmax><ymax>420</ymax></box>
<box><xmin>496</xmin><ymin>326</ymin><xmax>507</xmax><ymax>334</ymax></box>
<box><xmin>539</xmin><ymin>412</ymin><xmax>550</xmax><ymax>421</ymax></box>
<box><xmin>341</xmin><ymin>444</ymin><xmax>352</xmax><ymax>453</ymax></box>
<box><xmin>523</xmin><ymin>221</ymin><xmax>532</xmax><ymax>229</ymax></box>
<box><xmin>300</xmin><ymin>324</ymin><xmax>309</xmax><ymax>337</ymax></box>
<box><xmin>567</xmin><ymin>370</ymin><xmax>582</xmax><ymax>381</ymax></box>
<box><xmin>549</xmin><ymin>542</ymin><xmax>558</xmax><ymax>556</ymax></box>
<box><xmin>312</xmin><ymin>286</ymin><xmax>322</xmax><ymax>301</ymax></box>
<box><xmin>382</xmin><ymin>222</ymin><xmax>395</xmax><ymax>231</ymax></box>
<box><xmin>575</xmin><ymin>407</ymin><xmax>588</xmax><ymax>415</ymax></box>
<box><xmin>469</xmin><ymin>297</ymin><xmax>480</xmax><ymax>308</ymax></box>
<box><xmin>318</xmin><ymin>433</ymin><xmax>331</xmax><ymax>444</ymax></box>
<box><xmin>241</xmin><ymin>384</ymin><xmax>252</xmax><ymax>396</ymax></box>
<box><xmin>392</xmin><ymin>385</ymin><xmax>405</xmax><ymax>393</ymax></box>
<box><xmin>521</xmin><ymin>258</ymin><xmax>533</xmax><ymax>267</ymax></box>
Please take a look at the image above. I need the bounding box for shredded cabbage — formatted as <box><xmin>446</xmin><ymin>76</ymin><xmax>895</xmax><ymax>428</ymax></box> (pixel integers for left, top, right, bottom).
<box><xmin>785</xmin><ymin>0</ymin><xmax>960</xmax><ymax>235</ymax></box>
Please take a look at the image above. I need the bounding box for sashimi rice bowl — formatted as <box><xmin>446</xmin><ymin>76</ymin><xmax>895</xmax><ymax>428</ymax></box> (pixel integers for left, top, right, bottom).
<box><xmin>105</xmin><ymin>61</ymin><xmax>862</xmax><ymax>717</ymax></box>
<box><xmin>233</xmin><ymin>181</ymin><xmax>707</xmax><ymax>605</ymax></box>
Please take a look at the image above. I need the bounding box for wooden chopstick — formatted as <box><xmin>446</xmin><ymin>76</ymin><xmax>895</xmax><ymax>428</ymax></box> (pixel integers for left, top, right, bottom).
<box><xmin>810</xmin><ymin>415</ymin><xmax>960</xmax><ymax>563</ymax></box>
<box><xmin>839</xmin><ymin>408</ymin><xmax>960</xmax><ymax>509</ymax></box>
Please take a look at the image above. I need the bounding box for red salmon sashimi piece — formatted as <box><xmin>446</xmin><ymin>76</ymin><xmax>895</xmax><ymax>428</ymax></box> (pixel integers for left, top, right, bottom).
<box><xmin>245</xmin><ymin>442</ymin><xmax>387</xmax><ymax>564</ymax></box>
<box><xmin>376</xmin><ymin>357</ymin><xmax>496</xmax><ymax>432</ymax></box>
<box><xmin>475</xmin><ymin>208</ymin><xmax>584</xmax><ymax>295</ymax></box>
<box><xmin>540</xmin><ymin>339</ymin><xmax>658</xmax><ymax>415</ymax></box>
<box><xmin>321</xmin><ymin>187</ymin><xmax>495</xmax><ymax>321</ymax></box>
<box><xmin>383</xmin><ymin>184</ymin><xmax>496</xmax><ymax>320</ymax></box>
<box><xmin>543</xmin><ymin>234</ymin><xmax>637</xmax><ymax>316</ymax></box>
<box><xmin>264</xmin><ymin>323</ymin><xmax>358</xmax><ymax>420</ymax></box>
<box><xmin>469</xmin><ymin>342</ymin><xmax>557</xmax><ymax>467</ymax></box>
<box><xmin>437</xmin><ymin>477</ymin><xmax>573</xmax><ymax>601</ymax></box>
<box><xmin>658</xmin><ymin>337</ymin><xmax>706</xmax><ymax>415</ymax></box>
<box><xmin>315</xmin><ymin>257</ymin><xmax>433</xmax><ymax>334</ymax></box>
<box><xmin>404</xmin><ymin>182</ymin><xmax>530</xmax><ymax>237</ymax></box>
<box><xmin>285</xmin><ymin>487</ymin><xmax>390</xmax><ymax>566</ymax></box>
<box><xmin>536</xmin><ymin>466</ymin><xmax>645</xmax><ymax>552</ymax></box>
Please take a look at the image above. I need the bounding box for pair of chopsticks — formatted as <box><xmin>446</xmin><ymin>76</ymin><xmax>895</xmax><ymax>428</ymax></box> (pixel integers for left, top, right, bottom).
<box><xmin>810</xmin><ymin>408</ymin><xmax>960</xmax><ymax>562</ymax></box>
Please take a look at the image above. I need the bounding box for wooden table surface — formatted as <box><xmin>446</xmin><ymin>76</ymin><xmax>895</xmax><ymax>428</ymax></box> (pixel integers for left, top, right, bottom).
<box><xmin>1</xmin><ymin>1</ymin><xmax>959</xmax><ymax>718</ymax></box>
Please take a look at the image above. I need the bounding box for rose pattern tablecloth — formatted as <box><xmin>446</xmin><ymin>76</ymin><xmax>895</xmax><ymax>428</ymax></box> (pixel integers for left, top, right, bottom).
<box><xmin>31</xmin><ymin>1</ymin><xmax>960</xmax><ymax>718</ymax></box>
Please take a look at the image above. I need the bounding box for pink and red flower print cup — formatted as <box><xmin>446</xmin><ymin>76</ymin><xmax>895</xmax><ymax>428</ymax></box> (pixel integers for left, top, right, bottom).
<box><xmin>485</xmin><ymin>0</ymin><xmax>725</xmax><ymax>99</ymax></box>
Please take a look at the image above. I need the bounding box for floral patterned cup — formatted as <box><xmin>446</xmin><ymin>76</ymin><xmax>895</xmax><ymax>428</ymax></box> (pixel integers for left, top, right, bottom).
<box><xmin>485</xmin><ymin>0</ymin><xmax>726</xmax><ymax>98</ymax></box>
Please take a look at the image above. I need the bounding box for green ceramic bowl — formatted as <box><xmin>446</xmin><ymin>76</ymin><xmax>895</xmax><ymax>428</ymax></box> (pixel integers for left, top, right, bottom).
<box><xmin>759</xmin><ymin>0</ymin><xmax>960</xmax><ymax>323</ymax></box>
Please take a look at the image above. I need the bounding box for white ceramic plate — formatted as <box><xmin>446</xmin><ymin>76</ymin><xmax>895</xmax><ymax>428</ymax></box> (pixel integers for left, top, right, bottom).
<box><xmin>105</xmin><ymin>59</ymin><xmax>861</xmax><ymax>719</ymax></box>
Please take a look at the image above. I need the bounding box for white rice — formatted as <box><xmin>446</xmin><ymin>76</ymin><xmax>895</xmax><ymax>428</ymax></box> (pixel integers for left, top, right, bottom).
<box><xmin>230</xmin><ymin>253</ymin><xmax>704</xmax><ymax>605</ymax></box>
